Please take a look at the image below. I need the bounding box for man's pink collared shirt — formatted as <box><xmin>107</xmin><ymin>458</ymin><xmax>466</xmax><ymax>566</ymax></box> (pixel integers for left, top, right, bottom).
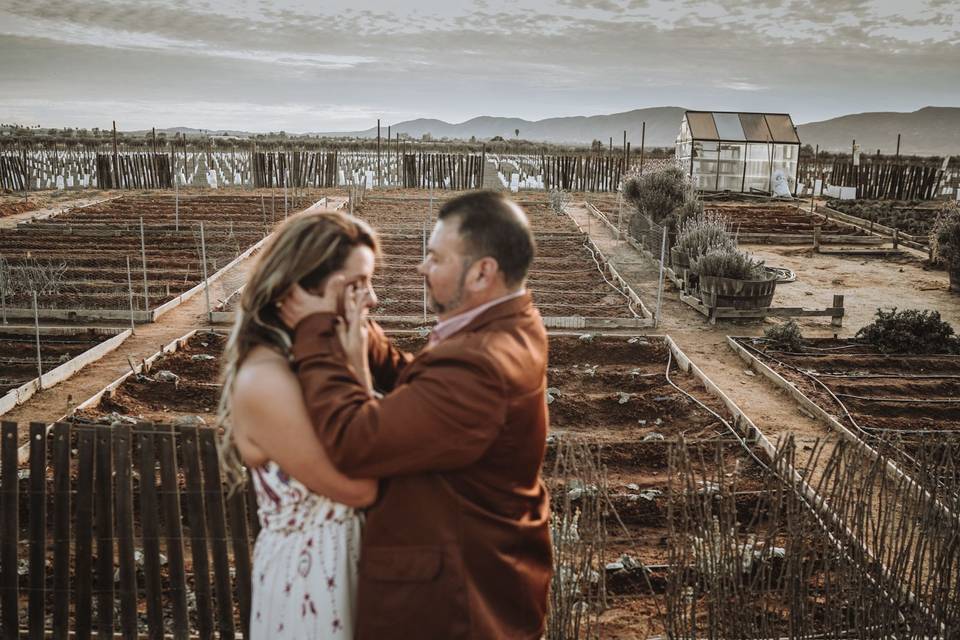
<box><xmin>427</xmin><ymin>289</ymin><xmax>527</xmax><ymax>347</ymax></box>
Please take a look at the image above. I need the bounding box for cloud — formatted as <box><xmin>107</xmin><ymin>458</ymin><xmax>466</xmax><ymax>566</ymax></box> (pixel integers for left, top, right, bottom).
<box><xmin>0</xmin><ymin>0</ymin><xmax>956</xmax><ymax>129</ymax></box>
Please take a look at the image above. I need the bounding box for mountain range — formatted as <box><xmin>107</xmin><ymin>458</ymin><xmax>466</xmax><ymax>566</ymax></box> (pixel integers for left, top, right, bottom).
<box><xmin>132</xmin><ymin>106</ymin><xmax>959</xmax><ymax>156</ymax></box>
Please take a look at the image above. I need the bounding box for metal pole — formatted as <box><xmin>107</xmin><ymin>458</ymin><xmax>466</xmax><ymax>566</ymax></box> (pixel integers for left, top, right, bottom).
<box><xmin>617</xmin><ymin>191</ymin><xmax>624</xmax><ymax>242</ymax></box>
<box><xmin>174</xmin><ymin>174</ymin><xmax>179</xmax><ymax>231</ymax></box>
<box><xmin>126</xmin><ymin>256</ymin><xmax>135</xmax><ymax>331</ymax></box>
<box><xmin>422</xmin><ymin>216</ymin><xmax>427</xmax><ymax>321</ymax></box>
<box><xmin>655</xmin><ymin>227</ymin><xmax>667</xmax><ymax>327</ymax></box>
<box><xmin>33</xmin><ymin>291</ymin><xmax>42</xmax><ymax>387</ymax></box>
<box><xmin>139</xmin><ymin>217</ymin><xmax>149</xmax><ymax>313</ymax></box>
<box><xmin>200</xmin><ymin>221</ymin><xmax>212</xmax><ymax>322</ymax></box>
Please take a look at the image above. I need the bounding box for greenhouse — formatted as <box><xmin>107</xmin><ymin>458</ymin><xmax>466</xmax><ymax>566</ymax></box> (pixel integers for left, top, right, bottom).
<box><xmin>675</xmin><ymin>111</ymin><xmax>801</xmax><ymax>195</ymax></box>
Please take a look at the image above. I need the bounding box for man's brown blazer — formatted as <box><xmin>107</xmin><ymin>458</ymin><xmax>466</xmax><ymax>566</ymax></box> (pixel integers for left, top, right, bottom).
<box><xmin>291</xmin><ymin>293</ymin><xmax>552</xmax><ymax>639</ymax></box>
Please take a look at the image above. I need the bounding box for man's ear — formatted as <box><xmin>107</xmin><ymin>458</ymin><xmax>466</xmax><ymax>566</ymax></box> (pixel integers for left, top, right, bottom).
<box><xmin>467</xmin><ymin>257</ymin><xmax>500</xmax><ymax>292</ymax></box>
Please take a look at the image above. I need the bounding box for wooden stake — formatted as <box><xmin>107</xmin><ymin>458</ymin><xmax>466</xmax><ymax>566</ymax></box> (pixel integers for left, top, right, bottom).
<box><xmin>126</xmin><ymin>256</ymin><xmax>135</xmax><ymax>330</ymax></box>
<box><xmin>33</xmin><ymin>291</ymin><xmax>42</xmax><ymax>386</ymax></box>
<box><xmin>139</xmin><ymin>217</ymin><xmax>150</xmax><ymax>312</ymax></box>
<box><xmin>200</xmin><ymin>222</ymin><xmax>211</xmax><ymax>322</ymax></box>
<box><xmin>112</xmin><ymin>121</ymin><xmax>119</xmax><ymax>189</ymax></box>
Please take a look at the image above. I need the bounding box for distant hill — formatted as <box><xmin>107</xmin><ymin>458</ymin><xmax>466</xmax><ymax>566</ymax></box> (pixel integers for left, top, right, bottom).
<box><xmin>310</xmin><ymin>107</ymin><xmax>688</xmax><ymax>147</ymax></box>
<box><xmin>797</xmin><ymin>107</ymin><xmax>960</xmax><ymax>156</ymax></box>
<box><xmin>94</xmin><ymin>106</ymin><xmax>960</xmax><ymax>157</ymax></box>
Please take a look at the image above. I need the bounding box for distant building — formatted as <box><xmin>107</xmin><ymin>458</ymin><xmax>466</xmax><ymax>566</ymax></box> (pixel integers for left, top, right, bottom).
<box><xmin>676</xmin><ymin>111</ymin><xmax>801</xmax><ymax>194</ymax></box>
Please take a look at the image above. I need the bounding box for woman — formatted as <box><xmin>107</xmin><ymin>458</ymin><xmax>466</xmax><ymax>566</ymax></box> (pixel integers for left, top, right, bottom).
<box><xmin>217</xmin><ymin>210</ymin><xmax>379</xmax><ymax>639</ymax></box>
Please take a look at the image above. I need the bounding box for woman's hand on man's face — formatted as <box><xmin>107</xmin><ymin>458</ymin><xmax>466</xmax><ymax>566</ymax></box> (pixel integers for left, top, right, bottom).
<box><xmin>277</xmin><ymin>277</ymin><xmax>345</xmax><ymax>329</ymax></box>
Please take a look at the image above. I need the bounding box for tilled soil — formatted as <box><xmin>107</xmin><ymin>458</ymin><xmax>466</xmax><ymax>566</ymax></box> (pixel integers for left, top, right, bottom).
<box><xmin>703</xmin><ymin>200</ymin><xmax>867</xmax><ymax>236</ymax></box>
<box><xmin>734</xmin><ymin>336</ymin><xmax>960</xmax><ymax>499</ymax></box>
<box><xmin>0</xmin><ymin>330</ymin><xmax>117</xmax><ymax>395</ymax></box>
<box><xmin>0</xmin><ymin>195</ymin><xmax>281</xmax><ymax>313</ymax></box>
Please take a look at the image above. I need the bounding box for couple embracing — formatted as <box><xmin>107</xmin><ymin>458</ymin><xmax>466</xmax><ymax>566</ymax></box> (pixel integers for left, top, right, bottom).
<box><xmin>217</xmin><ymin>191</ymin><xmax>553</xmax><ymax>639</ymax></box>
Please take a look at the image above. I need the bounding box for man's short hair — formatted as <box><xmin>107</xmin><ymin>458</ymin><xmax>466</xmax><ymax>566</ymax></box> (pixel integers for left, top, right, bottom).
<box><xmin>438</xmin><ymin>191</ymin><xmax>536</xmax><ymax>286</ymax></box>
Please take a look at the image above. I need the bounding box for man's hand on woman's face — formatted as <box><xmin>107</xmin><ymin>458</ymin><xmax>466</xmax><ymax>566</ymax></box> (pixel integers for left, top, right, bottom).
<box><xmin>277</xmin><ymin>276</ymin><xmax>345</xmax><ymax>329</ymax></box>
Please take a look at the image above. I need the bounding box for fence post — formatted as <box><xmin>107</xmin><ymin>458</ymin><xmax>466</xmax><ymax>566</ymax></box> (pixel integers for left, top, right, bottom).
<box><xmin>655</xmin><ymin>227</ymin><xmax>667</xmax><ymax>328</ymax></box>
<box><xmin>140</xmin><ymin>217</ymin><xmax>150</xmax><ymax>313</ymax></box>
<box><xmin>0</xmin><ymin>421</ymin><xmax>18</xmax><ymax>639</ymax></box>
<box><xmin>832</xmin><ymin>294</ymin><xmax>844</xmax><ymax>328</ymax></box>
<box><xmin>200</xmin><ymin>222</ymin><xmax>212</xmax><ymax>322</ymax></box>
<box><xmin>126</xmin><ymin>256</ymin><xmax>136</xmax><ymax>331</ymax></box>
<box><xmin>33</xmin><ymin>290</ymin><xmax>43</xmax><ymax>386</ymax></box>
<box><xmin>422</xmin><ymin>216</ymin><xmax>428</xmax><ymax>321</ymax></box>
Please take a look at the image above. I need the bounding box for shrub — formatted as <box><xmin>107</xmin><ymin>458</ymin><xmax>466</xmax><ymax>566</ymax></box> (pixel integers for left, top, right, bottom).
<box><xmin>675</xmin><ymin>212</ymin><xmax>736</xmax><ymax>258</ymax></box>
<box><xmin>548</xmin><ymin>188</ymin><xmax>572</xmax><ymax>215</ymax></box>
<box><xmin>622</xmin><ymin>166</ymin><xmax>691</xmax><ymax>225</ymax></box>
<box><xmin>855</xmin><ymin>308</ymin><xmax>960</xmax><ymax>354</ymax></box>
<box><xmin>692</xmin><ymin>246</ymin><xmax>766</xmax><ymax>280</ymax></box>
<box><xmin>764</xmin><ymin>320</ymin><xmax>803</xmax><ymax>351</ymax></box>
<box><xmin>931</xmin><ymin>202</ymin><xmax>960</xmax><ymax>270</ymax></box>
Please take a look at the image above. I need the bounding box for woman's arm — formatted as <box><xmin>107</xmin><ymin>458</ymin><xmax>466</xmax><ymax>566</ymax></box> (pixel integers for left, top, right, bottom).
<box><xmin>232</xmin><ymin>357</ymin><xmax>377</xmax><ymax>508</ymax></box>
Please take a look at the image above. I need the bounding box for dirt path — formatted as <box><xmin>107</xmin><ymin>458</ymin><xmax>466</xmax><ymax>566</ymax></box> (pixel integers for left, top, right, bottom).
<box><xmin>565</xmin><ymin>203</ymin><xmax>832</xmax><ymax>458</ymax></box>
<box><xmin>746</xmin><ymin>243</ymin><xmax>960</xmax><ymax>336</ymax></box>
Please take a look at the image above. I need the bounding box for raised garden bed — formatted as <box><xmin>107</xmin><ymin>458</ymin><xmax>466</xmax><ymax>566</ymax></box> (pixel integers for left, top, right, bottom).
<box><xmin>728</xmin><ymin>335</ymin><xmax>960</xmax><ymax>510</ymax></box>
<box><xmin>0</xmin><ymin>195</ymin><xmax>291</xmax><ymax>322</ymax></box>
<box><xmin>0</xmin><ymin>327</ymin><xmax>131</xmax><ymax>417</ymax></box>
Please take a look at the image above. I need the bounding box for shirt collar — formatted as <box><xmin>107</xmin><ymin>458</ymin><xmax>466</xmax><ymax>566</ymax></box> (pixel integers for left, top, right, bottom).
<box><xmin>428</xmin><ymin>289</ymin><xmax>527</xmax><ymax>346</ymax></box>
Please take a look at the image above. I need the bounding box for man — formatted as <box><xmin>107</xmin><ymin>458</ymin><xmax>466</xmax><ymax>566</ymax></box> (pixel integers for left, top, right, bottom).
<box><xmin>280</xmin><ymin>191</ymin><xmax>552</xmax><ymax>639</ymax></box>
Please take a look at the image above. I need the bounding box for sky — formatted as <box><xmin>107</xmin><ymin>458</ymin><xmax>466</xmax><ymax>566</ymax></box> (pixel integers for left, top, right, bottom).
<box><xmin>0</xmin><ymin>0</ymin><xmax>957</xmax><ymax>132</ymax></box>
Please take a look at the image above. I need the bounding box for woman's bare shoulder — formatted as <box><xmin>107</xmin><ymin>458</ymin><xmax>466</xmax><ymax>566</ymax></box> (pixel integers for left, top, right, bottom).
<box><xmin>234</xmin><ymin>347</ymin><xmax>296</xmax><ymax>401</ymax></box>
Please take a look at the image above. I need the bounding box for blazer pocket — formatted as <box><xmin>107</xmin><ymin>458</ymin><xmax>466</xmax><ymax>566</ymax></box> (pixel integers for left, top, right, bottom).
<box><xmin>361</xmin><ymin>546</ymin><xmax>443</xmax><ymax>582</ymax></box>
<box><xmin>358</xmin><ymin>546</ymin><xmax>467</xmax><ymax>639</ymax></box>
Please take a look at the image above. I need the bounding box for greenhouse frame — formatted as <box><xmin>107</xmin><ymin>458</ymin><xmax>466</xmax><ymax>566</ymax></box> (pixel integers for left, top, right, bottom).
<box><xmin>675</xmin><ymin>111</ymin><xmax>801</xmax><ymax>194</ymax></box>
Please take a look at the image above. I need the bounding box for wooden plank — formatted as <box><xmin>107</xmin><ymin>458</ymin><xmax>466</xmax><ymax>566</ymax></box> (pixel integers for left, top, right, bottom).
<box><xmin>227</xmin><ymin>487</ymin><xmax>253</xmax><ymax>639</ymax></box>
<box><xmin>0</xmin><ymin>422</ymin><xmax>18</xmax><ymax>639</ymax></box>
<box><xmin>179</xmin><ymin>426</ymin><xmax>214</xmax><ymax>639</ymax></box>
<box><xmin>75</xmin><ymin>426</ymin><xmax>95</xmax><ymax>640</ymax></box>
<box><xmin>95</xmin><ymin>427</ymin><xmax>114</xmax><ymax>640</ymax></box>
<box><xmin>156</xmin><ymin>424</ymin><xmax>189</xmax><ymax>639</ymax></box>
<box><xmin>136</xmin><ymin>425</ymin><xmax>164</xmax><ymax>640</ymax></box>
<box><xmin>199</xmin><ymin>428</ymin><xmax>235</xmax><ymax>639</ymax></box>
<box><xmin>764</xmin><ymin>306</ymin><xmax>845</xmax><ymax>319</ymax></box>
<box><xmin>113</xmin><ymin>427</ymin><xmax>138</xmax><ymax>640</ymax></box>
<box><xmin>51</xmin><ymin>423</ymin><xmax>71</xmax><ymax>640</ymax></box>
<box><xmin>28</xmin><ymin>422</ymin><xmax>47</xmax><ymax>640</ymax></box>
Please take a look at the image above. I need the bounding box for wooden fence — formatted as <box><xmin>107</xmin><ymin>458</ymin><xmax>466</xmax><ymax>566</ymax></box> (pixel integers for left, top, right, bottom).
<box><xmin>541</xmin><ymin>155</ymin><xmax>625</xmax><ymax>192</ymax></box>
<box><xmin>0</xmin><ymin>421</ymin><xmax>257</xmax><ymax>639</ymax></box>
<box><xmin>0</xmin><ymin>155</ymin><xmax>28</xmax><ymax>191</ymax></box>
<box><xmin>798</xmin><ymin>158</ymin><xmax>946</xmax><ymax>200</ymax></box>
<box><xmin>401</xmin><ymin>153</ymin><xmax>485</xmax><ymax>189</ymax></box>
<box><xmin>97</xmin><ymin>153</ymin><xmax>173</xmax><ymax>189</ymax></box>
<box><xmin>251</xmin><ymin>151</ymin><xmax>339</xmax><ymax>189</ymax></box>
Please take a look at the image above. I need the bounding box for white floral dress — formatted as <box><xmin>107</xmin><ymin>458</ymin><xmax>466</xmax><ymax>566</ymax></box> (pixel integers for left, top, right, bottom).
<box><xmin>250</xmin><ymin>461</ymin><xmax>361</xmax><ymax>639</ymax></box>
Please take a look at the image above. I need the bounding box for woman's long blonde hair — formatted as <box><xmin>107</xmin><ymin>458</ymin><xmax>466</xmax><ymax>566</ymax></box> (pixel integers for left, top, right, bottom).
<box><xmin>217</xmin><ymin>210</ymin><xmax>378</xmax><ymax>491</ymax></box>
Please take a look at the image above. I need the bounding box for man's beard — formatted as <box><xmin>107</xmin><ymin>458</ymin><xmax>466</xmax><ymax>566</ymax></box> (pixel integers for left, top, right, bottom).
<box><xmin>427</xmin><ymin>280</ymin><xmax>463</xmax><ymax>315</ymax></box>
<box><xmin>426</xmin><ymin>258</ymin><xmax>472</xmax><ymax>316</ymax></box>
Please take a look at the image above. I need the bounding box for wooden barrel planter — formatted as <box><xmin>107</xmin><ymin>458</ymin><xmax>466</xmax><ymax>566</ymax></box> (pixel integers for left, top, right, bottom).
<box><xmin>670</xmin><ymin>247</ymin><xmax>690</xmax><ymax>271</ymax></box>
<box><xmin>697</xmin><ymin>273</ymin><xmax>777</xmax><ymax>310</ymax></box>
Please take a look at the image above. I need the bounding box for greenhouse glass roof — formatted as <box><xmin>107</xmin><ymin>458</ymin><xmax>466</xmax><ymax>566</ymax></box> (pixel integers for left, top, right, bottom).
<box><xmin>684</xmin><ymin>111</ymin><xmax>800</xmax><ymax>144</ymax></box>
